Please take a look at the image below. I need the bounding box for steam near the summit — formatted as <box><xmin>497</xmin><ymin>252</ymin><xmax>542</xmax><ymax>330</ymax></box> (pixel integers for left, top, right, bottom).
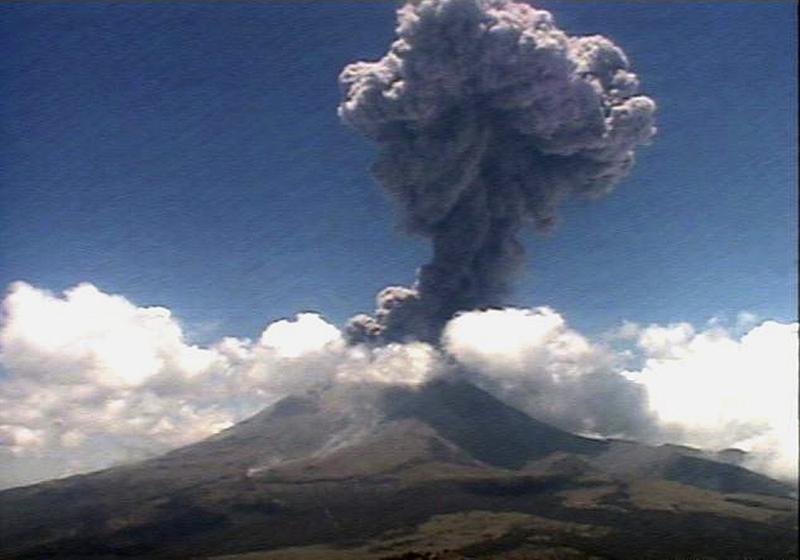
<box><xmin>339</xmin><ymin>0</ymin><xmax>656</xmax><ymax>343</ymax></box>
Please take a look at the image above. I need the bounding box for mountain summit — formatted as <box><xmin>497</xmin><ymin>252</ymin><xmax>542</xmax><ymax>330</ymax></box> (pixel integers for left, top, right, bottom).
<box><xmin>0</xmin><ymin>379</ymin><xmax>796</xmax><ymax>559</ymax></box>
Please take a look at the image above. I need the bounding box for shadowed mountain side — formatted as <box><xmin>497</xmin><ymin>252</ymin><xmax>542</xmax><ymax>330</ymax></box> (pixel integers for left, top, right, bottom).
<box><xmin>593</xmin><ymin>439</ymin><xmax>796</xmax><ymax>498</ymax></box>
<box><xmin>0</xmin><ymin>379</ymin><xmax>795</xmax><ymax>560</ymax></box>
<box><xmin>381</xmin><ymin>380</ymin><xmax>606</xmax><ymax>469</ymax></box>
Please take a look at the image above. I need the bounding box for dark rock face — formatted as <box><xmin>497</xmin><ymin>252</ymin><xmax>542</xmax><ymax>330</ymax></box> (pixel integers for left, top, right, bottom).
<box><xmin>662</xmin><ymin>455</ymin><xmax>794</xmax><ymax>496</ymax></box>
<box><xmin>382</xmin><ymin>380</ymin><xmax>606</xmax><ymax>469</ymax></box>
<box><xmin>0</xmin><ymin>379</ymin><xmax>796</xmax><ymax>560</ymax></box>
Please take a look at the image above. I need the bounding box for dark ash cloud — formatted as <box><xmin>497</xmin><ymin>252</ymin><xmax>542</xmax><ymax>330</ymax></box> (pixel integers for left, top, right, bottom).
<box><xmin>339</xmin><ymin>0</ymin><xmax>656</xmax><ymax>343</ymax></box>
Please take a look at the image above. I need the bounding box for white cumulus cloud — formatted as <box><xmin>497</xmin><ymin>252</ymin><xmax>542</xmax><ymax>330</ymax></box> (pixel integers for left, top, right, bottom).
<box><xmin>0</xmin><ymin>282</ymin><xmax>440</xmax><ymax>488</ymax></box>
<box><xmin>628</xmin><ymin>319</ymin><xmax>798</xmax><ymax>481</ymax></box>
<box><xmin>443</xmin><ymin>307</ymin><xmax>798</xmax><ymax>482</ymax></box>
<box><xmin>0</xmin><ymin>282</ymin><xmax>795</xmax><ymax>488</ymax></box>
<box><xmin>443</xmin><ymin>307</ymin><xmax>657</xmax><ymax>440</ymax></box>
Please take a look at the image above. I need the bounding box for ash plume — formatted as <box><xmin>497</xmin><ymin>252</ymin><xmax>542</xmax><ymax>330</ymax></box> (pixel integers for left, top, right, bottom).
<box><xmin>339</xmin><ymin>0</ymin><xmax>656</xmax><ymax>344</ymax></box>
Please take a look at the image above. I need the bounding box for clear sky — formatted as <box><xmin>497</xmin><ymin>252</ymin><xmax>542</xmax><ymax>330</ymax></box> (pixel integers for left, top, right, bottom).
<box><xmin>1</xmin><ymin>1</ymin><xmax>796</xmax><ymax>344</ymax></box>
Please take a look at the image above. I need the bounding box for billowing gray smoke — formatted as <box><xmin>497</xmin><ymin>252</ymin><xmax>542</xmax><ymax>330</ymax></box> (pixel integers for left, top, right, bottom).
<box><xmin>339</xmin><ymin>0</ymin><xmax>656</xmax><ymax>344</ymax></box>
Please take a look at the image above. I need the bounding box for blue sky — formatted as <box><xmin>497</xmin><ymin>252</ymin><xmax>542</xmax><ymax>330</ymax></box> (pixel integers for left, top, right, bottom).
<box><xmin>1</xmin><ymin>1</ymin><xmax>796</xmax><ymax>344</ymax></box>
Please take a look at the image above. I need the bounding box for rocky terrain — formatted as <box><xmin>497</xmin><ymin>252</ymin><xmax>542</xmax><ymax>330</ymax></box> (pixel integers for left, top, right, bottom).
<box><xmin>0</xmin><ymin>380</ymin><xmax>796</xmax><ymax>559</ymax></box>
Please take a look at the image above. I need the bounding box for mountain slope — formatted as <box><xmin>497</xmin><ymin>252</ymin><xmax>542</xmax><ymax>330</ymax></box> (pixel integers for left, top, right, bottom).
<box><xmin>0</xmin><ymin>379</ymin><xmax>796</xmax><ymax>559</ymax></box>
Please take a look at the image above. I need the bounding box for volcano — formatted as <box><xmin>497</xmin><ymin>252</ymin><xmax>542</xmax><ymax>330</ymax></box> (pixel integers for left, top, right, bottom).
<box><xmin>0</xmin><ymin>379</ymin><xmax>796</xmax><ymax>560</ymax></box>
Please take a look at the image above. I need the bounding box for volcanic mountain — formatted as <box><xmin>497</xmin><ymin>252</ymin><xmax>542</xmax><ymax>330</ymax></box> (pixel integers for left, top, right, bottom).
<box><xmin>0</xmin><ymin>379</ymin><xmax>796</xmax><ymax>559</ymax></box>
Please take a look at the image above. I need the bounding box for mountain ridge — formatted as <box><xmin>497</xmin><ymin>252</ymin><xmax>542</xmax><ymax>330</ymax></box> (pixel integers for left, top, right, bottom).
<box><xmin>0</xmin><ymin>378</ymin><xmax>796</xmax><ymax>559</ymax></box>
